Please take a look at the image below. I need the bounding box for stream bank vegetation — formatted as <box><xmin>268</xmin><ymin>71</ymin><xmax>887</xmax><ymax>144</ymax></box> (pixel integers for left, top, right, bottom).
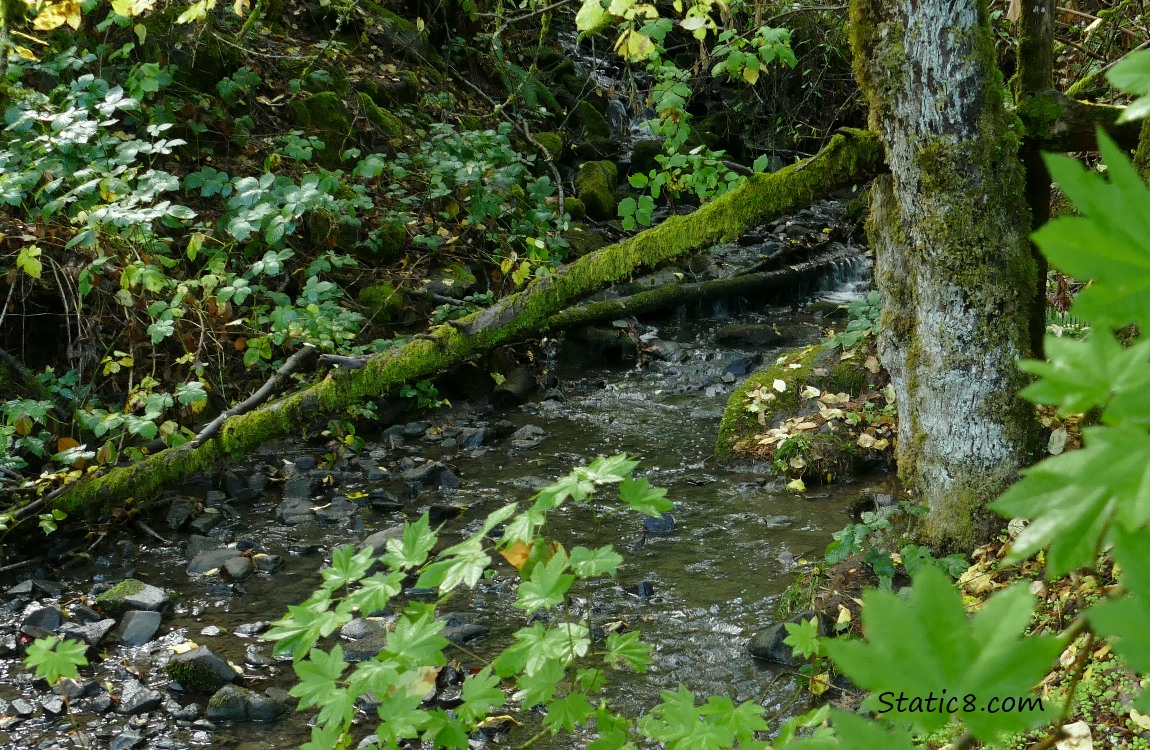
<box><xmin>6</xmin><ymin>0</ymin><xmax>1150</xmax><ymax>748</ymax></box>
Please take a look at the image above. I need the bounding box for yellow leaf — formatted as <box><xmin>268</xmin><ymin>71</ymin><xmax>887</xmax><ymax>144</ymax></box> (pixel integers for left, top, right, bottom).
<box><xmin>741</xmin><ymin>65</ymin><xmax>759</xmax><ymax>84</ymax></box>
<box><xmin>32</xmin><ymin>0</ymin><xmax>80</xmax><ymax>30</ymax></box>
<box><xmin>170</xmin><ymin>641</ymin><xmax>200</xmax><ymax>653</ymax></box>
<box><xmin>232</xmin><ymin>0</ymin><xmax>248</xmax><ymax>15</ymax></box>
<box><xmin>772</xmin><ymin>378</ymin><xmax>787</xmax><ymax>392</ymax></box>
<box><xmin>800</xmin><ymin>385</ymin><xmax>821</xmax><ymax>400</ymax></box>
<box><xmin>864</xmin><ymin>355</ymin><xmax>881</xmax><ymax>373</ymax></box>
<box><xmin>14</xmin><ymin>46</ymin><xmax>38</xmax><ymax>60</ymax></box>
<box><xmin>835</xmin><ymin>605</ymin><xmax>851</xmax><ymax>628</ymax></box>
<box><xmin>500</xmin><ymin>541</ymin><xmax>532</xmax><ymax>571</ymax></box>
<box><xmin>786</xmin><ymin>478</ymin><xmax>806</xmax><ymax>492</ymax></box>
<box><xmin>856</xmin><ymin>433</ymin><xmax>875</xmax><ymax>448</ymax></box>
<box><xmin>134</xmin><ymin>22</ymin><xmax>146</xmax><ymax>42</ymax></box>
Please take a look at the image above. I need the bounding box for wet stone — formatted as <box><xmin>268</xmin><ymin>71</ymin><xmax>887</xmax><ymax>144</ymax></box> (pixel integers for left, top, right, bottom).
<box><xmin>403</xmin><ymin>421</ymin><xmax>430</xmax><ymax>437</ymax></box>
<box><xmin>281</xmin><ymin>477</ymin><xmax>314</xmax><ymax>501</ymax></box>
<box><xmin>402</xmin><ymin>461</ymin><xmax>442</xmax><ymax>487</ymax></box>
<box><xmin>187</xmin><ymin>510</ymin><xmax>222</xmax><ymax>535</ymax></box>
<box><xmin>341</xmin><ymin>617</ymin><xmax>388</xmax><ymax>640</ymax></box>
<box><xmin>223</xmin><ymin>557</ymin><xmax>254</xmax><ymax>581</ymax></box>
<box><xmin>11</xmin><ymin>698</ymin><xmax>36</xmax><ymax>716</ymax></box>
<box><xmin>110</xmin><ymin>729</ymin><xmax>144</xmax><ymax>750</ymax></box>
<box><xmin>276</xmin><ymin>497</ymin><xmax>313</xmax><ymax>525</ymax></box>
<box><xmin>60</xmin><ymin>617</ymin><xmax>116</xmax><ymax>646</ymax></box>
<box><xmin>166</xmin><ymin>646</ymin><xmax>240</xmax><ymax>693</ymax></box>
<box><xmin>40</xmin><ymin>696</ymin><xmax>65</xmax><ymax>716</ymax></box>
<box><xmin>117</xmin><ymin>611</ymin><xmax>162</xmax><ymax>646</ymax></box>
<box><xmin>509</xmin><ymin>424</ymin><xmax>545</xmax><ymax>450</ymax></box>
<box><xmin>233</xmin><ymin>621</ymin><xmax>267</xmax><ymax>637</ymax></box>
<box><xmin>748</xmin><ymin>610</ymin><xmax>829</xmax><ymax>666</ymax></box>
<box><xmin>765</xmin><ymin>515</ymin><xmax>794</xmax><ymax>528</ymax></box>
<box><xmin>166</xmin><ymin>498</ymin><xmax>196</xmax><ymax>531</ymax></box>
<box><xmin>293</xmin><ymin>456</ymin><xmax>317</xmax><ymax>471</ymax></box>
<box><xmin>315</xmin><ymin>496</ymin><xmax>359</xmax><ymax>524</ymax></box>
<box><xmin>251</xmin><ymin>554</ymin><xmax>284</xmax><ymax>573</ymax></box>
<box><xmin>170</xmin><ymin>703</ymin><xmax>202</xmax><ymax>721</ymax></box>
<box><xmin>71</xmin><ymin>604</ymin><xmax>102</xmax><ymax>623</ymax></box>
<box><xmin>368</xmin><ymin>489</ymin><xmax>404</xmax><ymax>512</ymax></box>
<box><xmin>22</xmin><ymin>606</ymin><xmax>63</xmax><ymax>633</ymax></box>
<box><xmin>81</xmin><ymin>694</ymin><xmax>113</xmax><ymax>713</ymax></box>
<box><xmin>118</xmin><ymin>679</ymin><xmax>162</xmax><ymax>715</ymax></box>
<box><xmin>439</xmin><ymin>469</ymin><xmax>462</xmax><ymax>490</ymax></box>
<box><xmin>248</xmin><ymin>473</ymin><xmax>269</xmax><ymax>493</ymax></box>
<box><xmin>186</xmin><ymin>548</ymin><xmax>242</xmax><ymax>576</ymax></box>
<box><xmin>360</xmin><ymin>524</ymin><xmax>405</xmax><ymax>557</ymax></box>
<box><xmin>643</xmin><ymin>513</ymin><xmax>676</xmax><ymax>535</ymax></box>
<box><xmin>201</xmin><ymin>625</ymin><xmax>223</xmax><ymax>637</ymax></box>
<box><xmin>243</xmin><ymin>645</ymin><xmax>273</xmax><ymax>667</ymax></box>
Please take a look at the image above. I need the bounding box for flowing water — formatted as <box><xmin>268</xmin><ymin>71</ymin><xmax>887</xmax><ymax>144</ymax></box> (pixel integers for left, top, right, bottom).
<box><xmin>0</xmin><ymin>258</ymin><xmax>894</xmax><ymax>750</ymax></box>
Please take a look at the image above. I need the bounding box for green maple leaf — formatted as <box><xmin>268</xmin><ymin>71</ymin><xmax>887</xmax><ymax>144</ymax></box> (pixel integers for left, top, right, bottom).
<box><xmin>698</xmin><ymin>695</ymin><xmax>769</xmax><ymax>746</ymax></box>
<box><xmin>569</xmin><ymin>545</ymin><xmax>623</xmax><ymax>578</ymax></box>
<box><xmin>783</xmin><ymin>617</ymin><xmax>821</xmax><ymax>659</ymax></box>
<box><xmin>344</xmin><ymin>571</ymin><xmax>403</xmax><ymax>615</ymax></box>
<box><xmin>422</xmin><ymin>709</ymin><xmax>470</xmax><ymax>750</ymax></box>
<box><xmin>383</xmin><ymin>606</ymin><xmax>449</xmax><ymax>669</ymax></box>
<box><xmin>516</xmin><ymin>547</ymin><xmax>574</xmax><ymax>613</ymax></box>
<box><xmin>517</xmin><ymin>657</ymin><xmax>565</xmax><ymax>705</ymax></box>
<box><xmin>322</xmin><ymin>544</ymin><xmax>374</xmax><ymax>591</ymax></box>
<box><xmin>581</xmin><ymin>454</ymin><xmax>640</xmax><ymax>484</ymax></box>
<box><xmin>824</xmin><ymin>568</ymin><xmax>1060</xmax><ymax>742</ymax></box>
<box><xmin>1037</xmin><ymin>132</ymin><xmax>1150</xmax><ymax>332</ymax></box>
<box><xmin>1108</xmin><ymin>49</ymin><xmax>1150</xmax><ymax>122</ymax></box>
<box><xmin>619</xmin><ymin>476</ymin><xmax>673</xmax><ymax>516</ymax></box>
<box><xmin>457</xmin><ymin>666</ymin><xmax>506</xmax><ymax>723</ymax></box>
<box><xmin>604</xmin><ymin>630</ymin><xmax>651</xmax><ymax>672</ymax></box>
<box><xmin>24</xmin><ymin>637</ymin><xmax>87</xmax><ymax>684</ymax></box>
<box><xmin>290</xmin><ymin>645</ymin><xmax>348</xmax><ymax>710</ymax></box>
<box><xmin>436</xmin><ymin>538</ymin><xmax>490</xmax><ymax>593</ymax></box>
<box><xmin>1021</xmin><ymin>335</ymin><xmax>1150</xmax><ymax>427</ymax></box>
<box><xmin>381</xmin><ymin>513</ymin><xmax>437</xmax><ymax>571</ymax></box>
<box><xmin>543</xmin><ymin>692</ymin><xmax>595</xmax><ymax>732</ymax></box>
<box><xmin>264</xmin><ymin>597</ymin><xmax>350</xmax><ymax>659</ymax></box>
<box><xmin>992</xmin><ymin>426</ymin><xmax>1150</xmax><ymax>576</ymax></box>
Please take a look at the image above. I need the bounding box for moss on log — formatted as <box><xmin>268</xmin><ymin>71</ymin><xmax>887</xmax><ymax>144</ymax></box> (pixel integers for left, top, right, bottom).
<box><xmin>45</xmin><ymin>129</ymin><xmax>884</xmax><ymax>516</ymax></box>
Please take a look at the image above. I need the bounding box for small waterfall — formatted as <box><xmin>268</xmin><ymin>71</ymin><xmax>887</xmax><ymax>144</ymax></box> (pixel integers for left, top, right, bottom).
<box><xmin>814</xmin><ymin>252</ymin><xmax>872</xmax><ymax>305</ymax></box>
<box><xmin>558</xmin><ymin>31</ymin><xmax>654</xmax><ymax>157</ymax></box>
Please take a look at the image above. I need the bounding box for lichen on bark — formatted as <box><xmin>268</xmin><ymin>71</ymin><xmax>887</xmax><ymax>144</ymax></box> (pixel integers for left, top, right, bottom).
<box><xmin>850</xmin><ymin>0</ymin><xmax>1039</xmax><ymax>549</ymax></box>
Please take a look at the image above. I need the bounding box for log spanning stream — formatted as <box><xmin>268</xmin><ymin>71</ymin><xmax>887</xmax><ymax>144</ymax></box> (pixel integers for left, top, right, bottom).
<box><xmin>0</xmin><ymin>223</ymin><xmax>896</xmax><ymax>750</ymax></box>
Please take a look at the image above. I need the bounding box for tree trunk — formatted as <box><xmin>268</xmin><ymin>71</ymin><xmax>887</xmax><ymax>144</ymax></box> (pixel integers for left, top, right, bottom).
<box><xmin>850</xmin><ymin>0</ymin><xmax>1039</xmax><ymax>549</ymax></box>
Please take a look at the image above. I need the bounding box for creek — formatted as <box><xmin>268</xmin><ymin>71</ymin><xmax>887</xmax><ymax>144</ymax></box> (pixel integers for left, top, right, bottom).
<box><xmin>0</xmin><ymin>214</ymin><xmax>895</xmax><ymax>749</ymax></box>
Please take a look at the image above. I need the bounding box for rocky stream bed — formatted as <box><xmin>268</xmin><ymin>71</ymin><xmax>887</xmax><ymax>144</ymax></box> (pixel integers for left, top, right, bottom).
<box><xmin>0</xmin><ymin>201</ymin><xmax>895</xmax><ymax>750</ymax></box>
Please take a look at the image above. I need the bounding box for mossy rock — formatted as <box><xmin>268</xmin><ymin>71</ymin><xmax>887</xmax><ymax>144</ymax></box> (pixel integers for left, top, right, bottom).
<box><xmin>358</xmin><ymin>283</ymin><xmax>406</xmax><ymax>323</ymax></box>
<box><xmin>573</xmin><ymin>99</ymin><xmax>611</xmax><ymax>140</ymax></box>
<box><xmin>289</xmin><ymin>91</ymin><xmax>351</xmax><ymax>164</ymax></box>
<box><xmin>356</xmin><ymin>92</ymin><xmax>404</xmax><ymax>139</ymax></box>
<box><xmin>689</xmin><ymin>111</ymin><xmax>732</xmax><ymax>151</ymax></box>
<box><xmin>308</xmin><ymin>211</ymin><xmax>363</xmax><ymax>252</ymax></box>
<box><xmin>528</xmin><ymin>45</ymin><xmax>570</xmax><ymax>71</ymax></box>
<box><xmin>574</xmin><ymin>161</ymin><xmax>619</xmax><ymax>220</ymax></box>
<box><xmin>827</xmin><ymin>361</ymin><xmax>867</xmax><ymax>396</ymax></box>
<box><xmin>355</xmin><ymin>221</ymin><xmax>407</xmax><ymax>263</ymax></box>
<box><xmin>629</xmin><ymin>139</ymin><xmax>664</xmax><ymax>176</ymax></box>
<box><xmin>562</xmin><ymin>196</ymin><xmax>586</xmax><ymax>219</ymax></box>
<box><xmin>95</xmin><ymin>579</ymin><xmax>147</xmax><ymax>617</ymax></box>
<box><xmin>534</xmin><ymin>132</ymin><xmax>563</xmax><ymax>160</ymax></box>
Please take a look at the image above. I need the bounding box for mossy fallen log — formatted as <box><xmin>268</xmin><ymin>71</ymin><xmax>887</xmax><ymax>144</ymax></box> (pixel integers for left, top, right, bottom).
<box><xmin>545</xmin><ymin>244</ymin><xmax>855</xmax><ymax>331</ymax></box>
<box><xmin>41</xmin><ymin>129</ymin><xmax>884</xmax><ymax>517</ymax></box>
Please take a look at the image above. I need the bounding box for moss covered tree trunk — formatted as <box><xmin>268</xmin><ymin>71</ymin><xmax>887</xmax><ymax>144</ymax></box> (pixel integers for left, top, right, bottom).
<box><xmin>851</xmin><ymin>0</ymin><xmax>1039</xmax><ymax>548</ymax></box>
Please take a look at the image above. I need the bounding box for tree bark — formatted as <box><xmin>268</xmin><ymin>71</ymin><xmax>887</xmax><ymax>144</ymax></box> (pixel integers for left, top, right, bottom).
<box><xmin>38</xmin><ymin>130</ymin><xmax>884</xmax><ymax>518</ymax></box>
<box><xmin>851</xmin><ymin>0</ymin><xmax>1039</xmax><ymax>549</ymax></box>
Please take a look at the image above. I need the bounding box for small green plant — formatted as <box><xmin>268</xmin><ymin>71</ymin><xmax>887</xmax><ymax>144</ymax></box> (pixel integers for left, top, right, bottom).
<box><xmin>400</xmin><ymin>380</ymin><xmax>448</xmax><ymax>410</ymax></box>
<box><xmin>24</xmin><ymin>637</ymin><xmax>89</xmax><ymax>744</ymax></box>
<box><xmin>825</xmin><ymin>291</ymin><xmax>882</xmax><ymax>349</ymax></box>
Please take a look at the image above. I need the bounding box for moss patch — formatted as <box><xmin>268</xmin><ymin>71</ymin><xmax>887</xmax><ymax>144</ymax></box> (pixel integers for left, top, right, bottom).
<box><xmin>563</xmin><ymin>196</ymin><xmax>586</xmax><ymax>219</ymax></box>
<box><xmin>95</xmin><ymin>578</ymin><xmax>147</xmax><ymax>617</ymax></box>
<box><xmin>573</xmin><ymin>100</ymin><xmax>611</xmax><ymax>140</ymax></box>
<box><xmin>716</xmin><ymin>341</ymin><xmax>894</xmax><ymax>481</ymax></box>
<box><xmin>290</xmin><ymin>92</ymin><xmax>351</xmax><ymax>163</ymax></box>
<box><xmin>356</xmin><ymin>92</ymin><xmax>404</xmax><ymax>139</ymax></box>
<box><xmin>534</xmin><ymin>132</ymin><xmax>563</xmax><ymax>160</ymax></box>
<box><xmin>358</xmin><ymin>283</ymin><xmax>405</xmax><ymax>323</ymax></box>
<box><xmin>574</xmin><ymin>160</ymin><xmax>618</xmax><ymax>220</ymax></box>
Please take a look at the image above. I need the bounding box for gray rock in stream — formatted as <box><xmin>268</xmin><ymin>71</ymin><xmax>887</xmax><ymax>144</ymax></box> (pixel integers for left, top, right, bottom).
<box><xmin>118</xmin><ymin>678</ymin><xmax>163</xmax><ymax>715</ymax></box>
<box><xmin>117</xmin><ymin>611</ymin><xmax>162</xmax><ymax>646</ymax></box>
<box><xmin>360</xmin><ymin>524</ymin><xmax>406</xmax><ymax>557</ymax></box>
<box><xmin>509</xmin><ymin>424</ymin><xmax>545</xmax><ymax>450</ymax></box>
<box><xmin>187</xmin><ymin>548</ymin><xmax>243</xmax><ymax>575</ymax></box>
<box><xmin>166</xmin><ymin>646</ymin><xmax>241</xmax><ymax>693</ymax></box>
<box><xmin>747</xmin><ymin>610</ymin><xmax>830</xmax><ymax>666</ymax></box>
<box><xmin>206</xmin><ymin>685</ymin><xmax>292</xmax><ymax>722</ymax></box>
